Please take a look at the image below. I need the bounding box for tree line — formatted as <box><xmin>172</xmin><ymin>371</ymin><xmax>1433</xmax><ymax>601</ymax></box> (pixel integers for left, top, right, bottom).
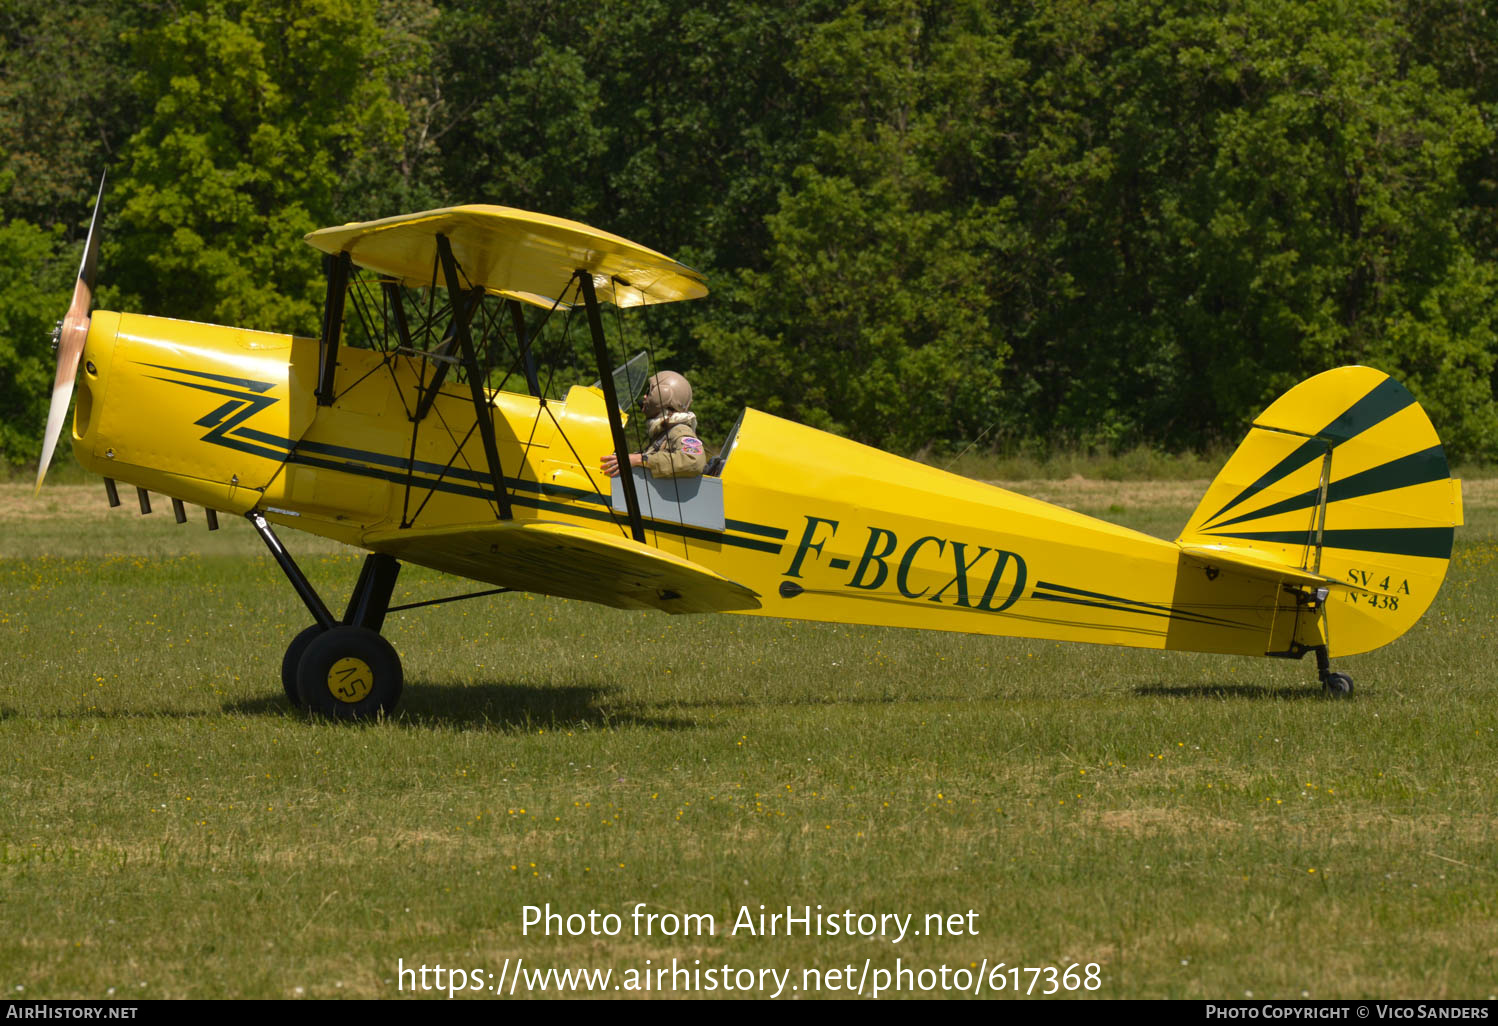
<box><xmin>3</xmin><ymin>0</ymin><xmax>1496</xmax><ymax>465</ymax></box>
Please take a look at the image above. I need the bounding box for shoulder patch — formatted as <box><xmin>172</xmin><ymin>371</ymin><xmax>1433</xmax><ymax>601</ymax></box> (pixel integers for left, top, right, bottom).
<box><xmin>678</xmin><ymin>436</ymin><xmax>704</xmax><ymax>455</ymax></box>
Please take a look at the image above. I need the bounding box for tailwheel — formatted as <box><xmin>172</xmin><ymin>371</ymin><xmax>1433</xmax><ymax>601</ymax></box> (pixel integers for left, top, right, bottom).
<box><xmin>1323</xmin><ymin>672</ymin><xmax>1354</xmax><ymax>697</ymax></box>
<box><xmin>295</xmin><ymin>625</ymin><xmax>403</xmax><ymax>720</ymax></box>
<box><xmin>1313</xmin><ymin>646</ymin><xmax>1353</xmax><ymax>697</ymax></box>
<box><xmin>281</xmin><ymin>625</ymin><xmax>325</xmax><ymax>707</ymax></box>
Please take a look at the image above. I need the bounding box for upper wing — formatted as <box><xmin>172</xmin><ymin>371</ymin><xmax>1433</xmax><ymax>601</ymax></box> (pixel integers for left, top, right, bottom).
<box><xmin>304</xmin><ymin>205</ymin><xmax>708</xmax><ymax>309</ymax></box>
<box><xmin>363</xmin><ymin>520</ymin><xmax>760</xmax><ymax>614</ymax></box>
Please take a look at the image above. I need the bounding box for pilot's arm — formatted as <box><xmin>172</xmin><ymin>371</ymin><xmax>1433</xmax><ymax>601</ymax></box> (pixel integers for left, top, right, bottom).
<box><xmin>599</xmin><ymin>451</ymin><xmax>642</xmax><ymax>477</ymax></box>
<box><xmin>599</xmin><ymin>425</ymin><xmax>707</xmax><ymax>478</ymax></box>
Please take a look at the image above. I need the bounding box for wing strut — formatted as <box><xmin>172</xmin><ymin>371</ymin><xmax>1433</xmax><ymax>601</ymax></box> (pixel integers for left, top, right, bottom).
<box><xmin>316</xmin><ymin>252</ymin><xmax>352</xmax><ymax>405</ymax></box>
<box><xmin>436</xmin><ymin>233</ymin><xmax>513</xmax><ymax>520</ymax></box>
<box><xmin>381</xmin><ymin>279</ymin><xmax>414</xmax><ymax>350</ymax></box>
<box><xmin>576</xmin><ymin>270</ymin><xmax>646</xmax><ymax>543</ymax></box>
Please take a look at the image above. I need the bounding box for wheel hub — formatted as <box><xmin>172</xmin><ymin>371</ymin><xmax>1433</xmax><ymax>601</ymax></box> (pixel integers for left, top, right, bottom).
<box><xmin>328</xmin><ymin>656</ymin><xmax>375</xmax><ymax>703</ymax></box>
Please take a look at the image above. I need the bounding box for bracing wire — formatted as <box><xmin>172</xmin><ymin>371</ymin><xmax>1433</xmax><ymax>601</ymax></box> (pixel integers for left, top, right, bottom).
<box><xmin>942</xmin><ymin>422</ymin><xmax>1000</xmax><ymax>472</ymax></box>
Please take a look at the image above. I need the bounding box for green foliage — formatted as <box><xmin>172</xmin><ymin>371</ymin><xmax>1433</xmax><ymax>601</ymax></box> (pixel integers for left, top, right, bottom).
<box><xmin>995</xmin><ymin>0</ymin><xmax>1498</xmax><ymax>454</ymax></box>
<box><xmin>696</xmin><ymin>1</ymin><xmax>1021</xmax><ymax>448</ymax></box>
<box><xmin>0</xmin><ymin>221</ymin><xmax>72</xmax><ymax>466</ymax></box>
<box><xmin>109</xmin><ymin>0</ymin><xmax>411</xmax><ymax>334</ymax></box>
<box><xmin>2</xmin><ymin>0</ymin><xmax>1496</xmax><ymax>463</ymax></box>
<box><xmin>0</xmin><ymin>0</ymin><xmax>142</xmax><ymax>228</ymax></box>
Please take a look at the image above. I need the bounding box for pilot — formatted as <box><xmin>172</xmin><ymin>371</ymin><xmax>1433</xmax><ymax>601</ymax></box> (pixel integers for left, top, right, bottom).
<box><xmin>600</xmin><ymin>370</ymin><xmax>707</xmax><ymax>479</ymax></box>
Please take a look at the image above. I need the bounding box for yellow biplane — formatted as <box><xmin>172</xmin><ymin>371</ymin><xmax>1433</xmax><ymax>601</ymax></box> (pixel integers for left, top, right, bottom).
<box><xmin>37</xmin><ymin>181</ymin><xmax>1464</xmax><ymax>716</ymax></box>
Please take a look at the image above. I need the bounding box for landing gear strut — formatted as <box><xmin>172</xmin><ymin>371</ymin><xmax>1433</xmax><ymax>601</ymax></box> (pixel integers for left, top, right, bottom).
<box><xmin>249</xmin><ymin>513</ymin><xmax>404</xmax><ymax>719</ymax></box>
<box><xmin>1314</xmin><ymin>646</ymin><xmax>1354</xmax><ymax>697</ymax></box>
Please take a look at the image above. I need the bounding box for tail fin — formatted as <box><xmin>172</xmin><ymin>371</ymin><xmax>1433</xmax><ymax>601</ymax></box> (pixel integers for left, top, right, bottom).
<box><xmin>1177</xmin><ymin>366</ymin><xmax>1463</xmax><ymax>657</ymax></box>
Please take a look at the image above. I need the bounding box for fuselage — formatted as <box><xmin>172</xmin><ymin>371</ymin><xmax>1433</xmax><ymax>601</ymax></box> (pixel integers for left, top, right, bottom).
<box><xmin>73</xmin><ymin>310</ymin><xmax>1322</xmax><ymax>659</ymax></box>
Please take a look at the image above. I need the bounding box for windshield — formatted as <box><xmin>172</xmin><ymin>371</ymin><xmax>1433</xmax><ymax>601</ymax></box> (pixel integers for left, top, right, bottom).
<box><xmin>593</xmin><ymin>351</ymin><xmax>652</xmax><ymax>412</ymax></box>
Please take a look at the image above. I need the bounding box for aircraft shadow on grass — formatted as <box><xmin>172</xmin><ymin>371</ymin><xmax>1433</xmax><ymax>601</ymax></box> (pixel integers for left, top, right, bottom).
<box><xmin>0</xmin><ymin>679</ymin><xmax>1336</xmax><ymax>731</ymax></box>
<box><xmin>1132</xmin><ymin>682</ymin><xmax>1333</xmax><ymax>701</ymax></box>
<box><xmin>223</xmin><ymin>679</ymin><xmax>700</xmax><ymax>732</ymax></box>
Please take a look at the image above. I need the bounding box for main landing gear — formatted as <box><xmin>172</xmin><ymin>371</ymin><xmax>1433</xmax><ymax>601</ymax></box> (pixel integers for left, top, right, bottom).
<box><xmin>250</xmin><ymin>513</ymin><xmax>404</xmax><ymax>719</ymax></box>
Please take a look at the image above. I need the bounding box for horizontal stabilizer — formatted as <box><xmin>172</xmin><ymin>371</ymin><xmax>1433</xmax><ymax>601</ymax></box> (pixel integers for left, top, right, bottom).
<box><xmin>364</xmin><ymin>520</ymin><xmax>760</xmax><ymax>614</ymax></box>
<box><xmin>1178</xmin><ymin>543</ymin><xmax>1342</xmax><ymax>589</ymax></box>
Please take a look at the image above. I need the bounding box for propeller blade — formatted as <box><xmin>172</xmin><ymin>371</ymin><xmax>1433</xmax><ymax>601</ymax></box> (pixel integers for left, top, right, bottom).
<box><xmin>35</xmin><ymin>174</ymin><xmax>105</xmax><ymax>494</ymax></box>
<box><xmin>77</xmin><ymin>171</ymin><xmax>104</xmax><ymax>287</ymax></box>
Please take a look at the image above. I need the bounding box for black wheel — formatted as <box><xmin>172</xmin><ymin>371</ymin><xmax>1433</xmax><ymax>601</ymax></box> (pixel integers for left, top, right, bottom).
<box><xmin>295</xmin><ymin>625</ymin><xmax>403</xmax><ymax>720</ymax></box>
<box><xmin>1323</xmin><ymin>672</ymin><xmax>1354</xmax><ymax>696</ymax></box>
<box><xmin>280</xmin><ymin>625</ymin><xmax>325</xmax><ymax>707</ymax></box>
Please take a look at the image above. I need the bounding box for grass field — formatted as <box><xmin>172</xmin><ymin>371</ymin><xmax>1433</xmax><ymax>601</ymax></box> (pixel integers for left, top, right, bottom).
<box><xmin>2</xmin><ymin>478</ymin><xmax>1495</xmax><ymax>1000</ymax></box>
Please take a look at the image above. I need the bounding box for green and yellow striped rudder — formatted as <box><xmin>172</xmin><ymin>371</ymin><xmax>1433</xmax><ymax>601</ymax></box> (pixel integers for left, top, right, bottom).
<box><xmin>1178</xmin><ymin>366</ymin><xmax>1464</xmax><ymax>657</ymax></box>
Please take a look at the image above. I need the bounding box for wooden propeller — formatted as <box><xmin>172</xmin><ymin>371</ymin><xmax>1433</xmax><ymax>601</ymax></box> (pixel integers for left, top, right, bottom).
<box><xmin>35</xmin><ymin>174</ymin><xmax>104</xmax><ymax>493</ymax></box>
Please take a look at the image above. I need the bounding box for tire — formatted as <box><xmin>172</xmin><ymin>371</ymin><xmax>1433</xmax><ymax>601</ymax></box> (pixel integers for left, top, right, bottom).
<box><xmin>280</xmin><ymin>625</ymin><xmax>325</xmax><ymax>707</ymax></box>
<box><xmin>295</xmin><ymin>625</ymin><xmax>403</xmax><ymax>720</ymax></box>
<box><xmin>1324</xmin><ymin>672</ymin><xmax>1354</xmax><ymax>697</ymax></box>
